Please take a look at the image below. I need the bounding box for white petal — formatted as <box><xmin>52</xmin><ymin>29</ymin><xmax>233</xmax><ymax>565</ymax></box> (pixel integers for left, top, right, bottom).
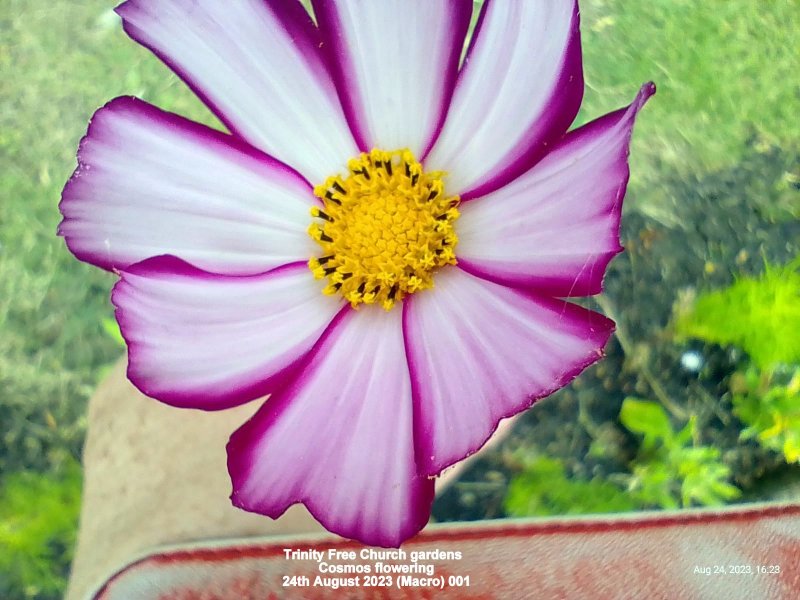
<box><xmin>59</xmin><ymin>98</ymin><xmax>317</xmax><ymax>275</ymax></box>
<box><xmin>113</xmin><ymin>258</ymin><xmax>342</xmax><ymax>410</ymax></box>
<box><xmin>458</xmin><ymin>84</ymin><xmax>656</xmax><ymax>297</ymax></box>
<box><xmin>404</xmin><ymin>268</ymin><xmax>614</xmax><ymax>475</ymax></box>
<box><xmin>425</xmin><ymin>0</ymin><xmax>583</xmax><ymax>198</ymax></box>
<box><xmin>313</xmin><ymin>0</ymin><xmax>472</xmax><ymax>156</ymax></box>
<box><xmin>116</xmin><ymin>0</ymin><xmax>357</xmax><ymax>183</ymax></box>
<box><xmin>228</xmin><ymin>306</ymin><xmax>434</xmax><ymax>547</ymax></box>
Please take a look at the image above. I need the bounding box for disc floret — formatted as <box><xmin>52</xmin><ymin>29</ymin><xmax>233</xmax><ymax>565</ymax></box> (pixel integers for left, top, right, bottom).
<box><xmin>308</xmin><ymin>149</ymin><xmax>459</xmax><ymax>310</ymax></box>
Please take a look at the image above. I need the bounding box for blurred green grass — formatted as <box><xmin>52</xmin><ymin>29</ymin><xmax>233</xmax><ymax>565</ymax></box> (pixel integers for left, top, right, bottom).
<box><xmin>0</xmin><ymin>0</ymin><xmax>798</xmax><ymax>594</ymax></box>
<box><xmin>578</xmin><ymin>0</ymin><xmax>800</xmax><ymax>194</ymax></box>
<box><xmin>1</xmin><ymin>1</ymin><xmax>217</xmax><ymax>475</ymax></box>
<box><xmin>0</xmin><ymin>460</ymin><xmax>81</xmax><ymax>599</ymax></box>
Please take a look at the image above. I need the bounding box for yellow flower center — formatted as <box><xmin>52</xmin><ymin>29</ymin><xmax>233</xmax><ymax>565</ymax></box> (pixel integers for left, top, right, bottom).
<box><xmin>308</xmin><ymin>149</ymin><xmax>460</xmax><ymax>311</ymax></box>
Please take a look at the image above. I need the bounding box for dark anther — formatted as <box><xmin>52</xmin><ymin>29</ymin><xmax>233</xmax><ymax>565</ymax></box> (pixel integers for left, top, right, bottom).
<box><xmin>371</xmin><ymin>285</ymin><xmax>381</xmax><ymax>294</ymax></box>
<box><xmin>404</xmin><ymin>163</ymin><xmax>411</xmax><ymax>178</ymax></box>
<box><xmin>319</xmin><ymin>232</ymin><xmax>333</xmax><ymax>243</ymax></box>
<box><xmin>317</xmin><ymin>210</ymin><xmax>334</xmax><ymax>222</ymax></box>
<box><xmin>340</xmin><ymin>272</ymin><xmax>353</xmax><ymax>280</ymax></box>
<box><xmin>435</xmin><ymin>249</ymin><xmax>443</xmax><ymax>255</ymax></box>
<box><xmin>435</xmin><ymin>214</ymin><xmax>448</xmax><ymax>220</ymax></box>
<box><xmin>318</xmin><ymin>255</ymin><xmax>334</xmax><ymax>264</ymax></box>
<box><xmin>388</xmin><ymin>284</ymin><xmax>399</xmax><ymax>300</ymax></box>
<box><xmin>411</xmin><ymin>174</ymin><xmax>419</xmax><ymax>186</ymax></box>
<box><xmin>384</xmin><ymin>161</ymin><xmax>393</xmax><ymax>175</ymax></box>
<box><xmin>325</xmin><ymin>191</ymin><xmax>342</xmax><ymax>205</ymax></box>
<box><xmin>357</xmin><ymin>281</ymin><xmax>366</xmax><ymax>294</ymax></box>
<box><xmin>332</xmin><ymin>181</ymin><xmax>346</xmax><ymax>194</ymax></box>
<box><xmin>324</xmin><ymin>266</ymin><xmax>337</xmax><ymax>275</ymax></box>
<box><xmin>427</xmin><ymin>188</ymin><xmax>439</xmax><ymax>201</ymax></box>
<box><xmin>333</xmin><ymin>282</ymin><xmax>342</xmax><ymax>291</ymax></box>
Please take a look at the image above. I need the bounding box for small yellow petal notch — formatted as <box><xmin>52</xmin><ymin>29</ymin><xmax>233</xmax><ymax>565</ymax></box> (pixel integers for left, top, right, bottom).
<box><xmin>308</xmin><ymin>149</ymin><xmax>459</xmax><ymax>310</ymax></box>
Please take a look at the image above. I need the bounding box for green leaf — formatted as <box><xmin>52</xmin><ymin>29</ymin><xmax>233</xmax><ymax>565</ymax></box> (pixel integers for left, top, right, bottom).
<box><xmin>0</xmin><ymin>462</ymin><xmax>82</xmax><ymax>597</ymax></box>
<box><xmin>674</xmin><ymin>416</ymin><xmax>696</xmax><ymax>446</ymax></box>
<box><xmin>630</xmin><ymin>463</ymin><xmax>679</xmax><ymax>509</ymax></box>
<box><xmin>505</xmin><ymin>457</ymin><xmax>638</xmax><ymax>517</ymax></box>
<box><xmin>101</xmin><ymin>317</ymin><xmax>125</xmax><ymax>347</ymax></box>
<box><xmin>675</xmin><ymin>257</ymin><xmax>800</xmax><ymax>369</ymax></box>
<box><xmin>733</xmin><ymin>366</ymin><xmax>800</xmax><ymax>464</ymax></box>
<box><xmin>620</xmin><ymin>398</ymin><xmax>674</xmax><ymax>442</ymax></box>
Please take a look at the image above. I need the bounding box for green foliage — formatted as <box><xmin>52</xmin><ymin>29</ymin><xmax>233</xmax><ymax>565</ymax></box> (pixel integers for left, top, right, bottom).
<box><xmin>674</xmin><ymin>257</ymin><xmax>800</xmax><ymax>467</ymax></box>
<box><xmin>504</xmin><ymin>456</ymin><xmax>637</xmax><ymax>518</ymax></box>
<box><xmin>0</xmin><ymin>463</ymin><xmax>82</xmax><ymax>599</ymax></box>
<box><xmin>101</xmin><ymin>317</ymin><xmax>125</xmax><ymax>347</ymax></box>
<box><xmin>675</xmin><ymin>257</ymin><xmax>800</xmax><ymax>369</ymax></box>
<box><xmin>731</xmin><ymin>366</ymin><xmax>800</xmax><ymax>464</ymax></box>
<box><xmin>620</xmin><ymin>398</ymin><xmax>741</xmax><ymax>509</ymax></box>
<box><xmin>505</xmin><ymin>398</ymin><xmax>743</xmax><ymax>518</ymax></box>
<box><xmin>619</xmin><ymin>398</ymin><xmax>673</xmax><ymax>448</ymax></box>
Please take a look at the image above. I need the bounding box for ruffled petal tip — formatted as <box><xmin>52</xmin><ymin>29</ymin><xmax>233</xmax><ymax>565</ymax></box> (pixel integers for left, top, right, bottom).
<box><xmin>112</xmin><ymin>256</ymin><xmax>341</xmax><ymax>410</ymax></box>
<box><xmin>456</xmin><ymin>82</ymin><xmax>655</xmax><ymax>297</ymax></box>
<box><xmin>405</xmin><ymin>268</ymin><xmax>614</xmax><ymax>476</ymax></box>
<box><xmin>227</xmin><ymin>308</ymin><xmax>435</xmax><ymax>547</ymax></box>
<box><xmin>58</xmin><ymin>96</ymin><xmax>316</xmax><ymax>275</ymax></box>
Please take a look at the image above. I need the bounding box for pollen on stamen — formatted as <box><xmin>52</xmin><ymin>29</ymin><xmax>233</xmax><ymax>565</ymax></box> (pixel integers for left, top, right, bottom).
<box><xmin>307</xmin><ymin>149</ymin><xmax>460</xmax><ymax>311</ymax></box>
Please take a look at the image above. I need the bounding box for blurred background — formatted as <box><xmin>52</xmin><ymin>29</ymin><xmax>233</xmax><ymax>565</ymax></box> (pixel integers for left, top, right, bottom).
<box><xmin>1</xmin><ymin>0</ymin><xmax>798</xmax><ymax>597</ymax></box>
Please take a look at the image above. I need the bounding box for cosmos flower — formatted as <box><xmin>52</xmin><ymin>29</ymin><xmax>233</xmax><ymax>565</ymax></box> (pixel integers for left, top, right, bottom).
<box><xmin>59</xmin><ymin>0</ymin><xmax>653</xmax><ymax>547</ymax></box>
